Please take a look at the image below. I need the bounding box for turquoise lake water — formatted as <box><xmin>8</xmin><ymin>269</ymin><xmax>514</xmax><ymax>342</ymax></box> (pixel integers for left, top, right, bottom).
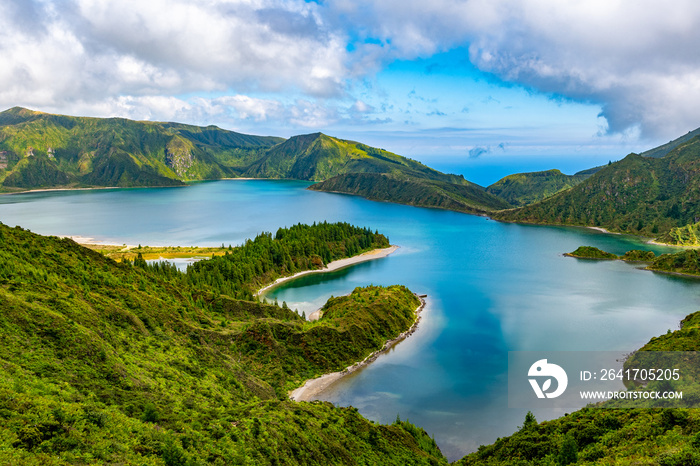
<box><xmin>2</xmin><ymin>180</ymin><xmax>699</xmax><ymax>460</ymax></box>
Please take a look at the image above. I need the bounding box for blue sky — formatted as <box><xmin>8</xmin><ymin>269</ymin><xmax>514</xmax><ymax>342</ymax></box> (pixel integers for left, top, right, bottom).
<box><xmin>2</xmin><ymin>0</ymin><xmax>700</xmax><ymax>182</ymax></box>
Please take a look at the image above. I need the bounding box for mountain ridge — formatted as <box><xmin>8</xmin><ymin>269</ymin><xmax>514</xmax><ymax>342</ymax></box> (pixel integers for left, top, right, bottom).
<box><xmin>485</xmin><ymin>168</ymin><xmax>591</xmax><ymax>206</ymax></box>
<box><xmin>310</xmin><ymin>172</ymin><xmax>511</xmax><ymax>215</ymax></box>
<box><xmin>0</xmin><ymin>107</ymin><xmax>509</xmax><ymax>215</ymax></box>
<box><xmin>0</xmin><ymin>107</ymin><xmax>284</xmax><ymax>189</ymax></box>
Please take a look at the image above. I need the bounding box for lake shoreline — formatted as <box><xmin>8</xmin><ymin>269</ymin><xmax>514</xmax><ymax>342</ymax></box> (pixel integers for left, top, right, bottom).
<box><xmin>0</xmin><ymin>177</ymin><xmax>304</xmax><ymax>197</ymax></box>
<box><xmin>564</xmin><ymin>249</ymin><xmax>700</xmax><ymax>279</ymax></box>
<box><xmin>255</xmin><ymin>245</ymin><xmax>399</xmax><ymax>297</ymax></box>
<box><xmin>0</xmin><ymin>184</ymin><xmax>190</xmax><ymax>196</ymax></box>
<box><xmin>289</xmin><ymin>296</ymin><xmax>426</xmax><ymax>402</ymax></box>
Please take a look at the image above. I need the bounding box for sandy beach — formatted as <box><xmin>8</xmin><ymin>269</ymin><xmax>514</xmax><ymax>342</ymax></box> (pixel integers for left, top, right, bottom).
<box><xmin>646</xmin><ymin>239</ymin><xmax>673</xmax><ymax>247</ymax></box>
<box><xmin>256</xmin><ymin>245</ymin><xmax>399</xmax><ymax>297</ymax></box>
<box><xmin>586</xmin><ymin>226</ymin><xmax>620</xmax><ymax>234</ymax></box>
<box><xmin>289</xmin><ymin>296</ymin><xmax>426</xmax><ymax>402</ymax></box>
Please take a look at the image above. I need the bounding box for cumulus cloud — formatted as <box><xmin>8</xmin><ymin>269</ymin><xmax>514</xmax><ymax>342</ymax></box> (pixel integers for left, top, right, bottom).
<box><xmin>328</xmin><ymin>0</ymin><xmax>700</xmax><ymax>139</ymax></box>
<box><xmin>3</xmin><ymin>0</ymin><xmax>700</xmax><ymax>141</ymax></box>
<box><xmin>0</xmin><ymin>0</ymin><xmax>348</xmax><ymax>113</ymax></box>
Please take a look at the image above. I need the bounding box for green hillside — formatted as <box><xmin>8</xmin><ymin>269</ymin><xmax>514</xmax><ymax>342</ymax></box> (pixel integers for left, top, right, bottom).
<box><xmin>0</xmin><ymin>108</ymin><xmax>508</xmax><ymax>215</ymax></box>
<box><xmin>0</xmin><ymin>222</ymin><xmax>446</xmax><ymax>465</ymax></box>
<box><xmin>0</xmin><ymin>107</ymin><xmax>283</xmax><ymax>191</ymax></box>
<box><xmin>486</xmin><ymin>169</ymin><xmax>590</xmax><ymax>206</ymax></box>
<box><xmin>309</xmin><ymin>172</ymin><xmax>511</xmax><ymax>215</ymax></box>
<box><xmin>648</xmin><ymin>249</ymin><xmax>700</xmax><ymax>276</ymax></box>
<box><xmin>459</xmin><ymin>404</ymin><xmax>700</xmax><ymax>465</ymax></box>
<box><xmin>495</xmin><ymin>136</ymin><xmax>700</xmax><ymax>236</ymax></box>
<box><xmin>243</xmin><ymin>132</ymin><xmax>512</xmax><ymax>214</ymax></box>
<box><xmin>244</xmin><ymin>132</ymin><xmax>468</xmax><ymax>183</ymax></box>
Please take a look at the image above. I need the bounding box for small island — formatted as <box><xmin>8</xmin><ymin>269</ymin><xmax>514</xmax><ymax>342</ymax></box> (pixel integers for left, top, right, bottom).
<box><xmin>564</xmin><ymin>245</ymin><xmax>619</xmax><ymax>260</ymax></box>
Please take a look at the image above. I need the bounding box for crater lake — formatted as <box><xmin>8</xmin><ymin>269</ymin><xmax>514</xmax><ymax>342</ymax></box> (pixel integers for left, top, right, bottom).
<box><xmin>2</xmin><ymin>180</ymin><xmax>698</xmax><ymax>460</ymax></box>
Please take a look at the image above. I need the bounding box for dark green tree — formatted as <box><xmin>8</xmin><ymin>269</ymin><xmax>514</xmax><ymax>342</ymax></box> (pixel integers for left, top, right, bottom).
<box><xmin>558</xmin><ymin>433</ymin><xmax>578</xmax><ymax>465</ymax></box>
<box><xmin>519</xmin><ymin>411</ymin><xmax>537</xmax><ymax>432</ymax></box>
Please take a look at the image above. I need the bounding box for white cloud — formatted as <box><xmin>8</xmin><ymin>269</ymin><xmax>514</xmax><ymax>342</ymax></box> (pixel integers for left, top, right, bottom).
<box><xmin>330</xmin><ymin>0</ymin><xmax>700</xmax><ymax>139</ymax></box>
<box><xmin>0</xmin><ymin>0</ymin><xmax>349</xmax><ymax>113</ymax></box>
<box><xmin>45</xmin><ymin>94</ymin><xmax>341</xmax><ymax>134</ymax></box>
<box><xmin>350</xmin><ymin>100</ymin><xmax>373</xmax><ymax>114</ymax></box>
<box><xmin>213</xmin><ymin>95</ymin><xmax>284</xmax><ymax>122</ymax></box>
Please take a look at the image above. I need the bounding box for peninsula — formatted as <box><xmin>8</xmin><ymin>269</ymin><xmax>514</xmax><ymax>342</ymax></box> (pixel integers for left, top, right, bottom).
<box><xmin>0</xmin><ymin>221</ymin><xmax>446</xmax><ymax>464</ymax></box>
<box><xmin>290</xmin><ymin>294</ymin><xmax>425</xmax><ymax>401</ymax></box>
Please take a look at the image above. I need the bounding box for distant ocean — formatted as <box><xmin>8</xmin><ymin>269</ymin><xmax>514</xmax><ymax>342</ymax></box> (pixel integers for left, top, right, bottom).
<box><xmin>426</xmin><ymin>154</ymin><xmax>616</xmax><ymax>186</ymax></box>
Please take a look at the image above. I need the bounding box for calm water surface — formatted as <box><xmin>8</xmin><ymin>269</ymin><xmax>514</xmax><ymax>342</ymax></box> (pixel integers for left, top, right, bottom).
<box><xmin>2</xmin><ymin>180</ymin><xmax>699</xmax><ymax>460</ymax></box>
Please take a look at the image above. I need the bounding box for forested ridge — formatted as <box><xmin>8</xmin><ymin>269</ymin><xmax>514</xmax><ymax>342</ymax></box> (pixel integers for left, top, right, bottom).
<box><xmin>0</xmin><ymin>107</ymin><xmax>520</xmax><ymax>217</ymax></box>
<box><xmin>136</xmin><ymin>221</ymin><xmax>391</xmax><ymax>300</ymax></box>
<box><xmin>495</xmin><ymin>137</ymin><xmax>700</xmax><ymax>238</ymax></box>
<box><xmin>309</xmin><ymin>172</ymin><xmax>510</xmax><ymax>215</ymax></box>
<box><xmin>485</xmin><ymin>169</ymin><xmax>590</xmax><ymax>207</ymax></box>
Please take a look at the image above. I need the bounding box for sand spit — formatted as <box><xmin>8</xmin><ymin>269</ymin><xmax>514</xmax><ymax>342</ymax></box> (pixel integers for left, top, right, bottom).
<box><xmin>256</xmin><ymin>245</ymin><xmax>399</xmax><ymax>297</ymax></box>
<box><xmin>289</xmin><ymin>296</ymin><xmax>426</xmax><ymax>402</ymax></box>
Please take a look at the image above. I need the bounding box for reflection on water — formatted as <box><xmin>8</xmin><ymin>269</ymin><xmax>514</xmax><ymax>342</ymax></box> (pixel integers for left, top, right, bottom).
<box><xmin>260</xmin><ymin>259</ymin><xmax>388</xmax><ymax>315</ymax></box>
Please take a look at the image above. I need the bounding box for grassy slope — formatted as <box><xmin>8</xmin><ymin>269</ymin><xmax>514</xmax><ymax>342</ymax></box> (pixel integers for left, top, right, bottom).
<box><xmin>656</xmin><ymin>222</ymin><xmax>700</xmax><ymax>246</ymax></box>
<box><xmin>494</xmin><ymin>137</ymin><xmax>700</xmax><ymax>237</ymax></box>
<box><xmin>0</xmin><ymin>108</ymin><xmax>514</xmax><ymax>217</ymax></box>
<box><xmin>243</xmin><ymin>132</ymin><xmax>515</xmax><ymax>214</ymax></box>
<box><xmin>0</xmin><ymin>223</ymin><xmax>446</xmax><ymax>465</ymax></box>
<box><xmin>244</xmin><ymin>133</ymin><xmax>468</xmax><ymax>184</ymax></box>
<box><xmin>458</xmin><ymin>407</ymin><xmax>700</xmax><ymax>465</ymax></box>
<box><xmin>0</xmin><ymin>109</ymin><xmax>498</xmax><ymax>220</ymax></box>
<box><xmin>234</xmin><ymin>285</ymin><xmax>421</xmax><ymax>393</ymax></box>
<box><xmin>647</xmin><ymin>249</ymin><xmax>700</xmax><ymax>276</ymax></box>
<box><xmin>640</xmin><ymin>127</ymin><xmax>700</xmax><ymax>159</ymax></box>
<box><xmin>485</xmin><ymin>169</ymin><xmax>590</xmax><ymax>207</ymax></box>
